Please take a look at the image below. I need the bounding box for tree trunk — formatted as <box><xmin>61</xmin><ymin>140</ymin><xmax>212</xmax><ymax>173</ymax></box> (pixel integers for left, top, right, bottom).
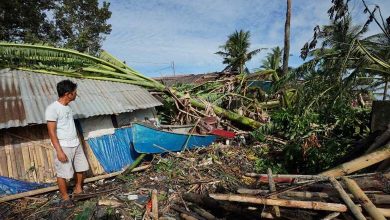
<box><xmin>170</xmin><ymin>89</ymin><xmax>265</xmax><ymax>128</ymax></box>
<box><xmin>282</xmin><ymin>0</ymin><xmax>291</xmax><ymax>77</ymax></box>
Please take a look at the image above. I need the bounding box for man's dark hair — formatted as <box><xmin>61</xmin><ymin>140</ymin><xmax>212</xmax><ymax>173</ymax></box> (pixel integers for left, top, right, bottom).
<box><xmin>57</xmin><ymin>80</ymin><xmax>77</xmax><ymax>97</ymax></box>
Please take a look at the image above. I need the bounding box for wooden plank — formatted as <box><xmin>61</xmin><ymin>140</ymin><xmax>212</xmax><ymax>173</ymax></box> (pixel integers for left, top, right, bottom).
<box><xmin>4</xmin><ymin>134</ymin><xmax>15</xmax><ymax>179</ymax></box>
<box><xmin>45</xmin><ymin>147</ymin><xmax>55</xmax><ymax>182</ymax></box>
<box><xmin>0</xmin><ymin>132</ymin><xmax>9</xmax><ymax>177</ymax></box>
<box><xmin>38</xmin><ymin>127</ymin><xmax>52</xmax><ymax>182</ymax></box>
<box><xmin>21</xmin><ymin>140</ymin><xmax>32</xmax><ymax>181</ymax></box>
<box><xmin>30</xmin><ymin>129</ymin><xmax>44</xmax><ymax>182</ymax></box>
<box><xmin>41</xmin><ymin>129</ymin><xmax>56</xmax><ymax>182</ymax></box>
<box><xmin>26</xmin><ymin>131</ymin><xmax>38</xmax><ymax>182</ymax></box>
<box><xmin>75</xmin><ymin>125</ymin><xmax>104</xmax><ymax>176</ymax></box>
<box><xmin>13</xmin><ymin>141</ymin><xmax>25</xmax><ymax>180</ymax></box>
<box><xmin>82</xmin><ymin>138</ymin><xmax>105</xmax><ymax>176</ymax></box>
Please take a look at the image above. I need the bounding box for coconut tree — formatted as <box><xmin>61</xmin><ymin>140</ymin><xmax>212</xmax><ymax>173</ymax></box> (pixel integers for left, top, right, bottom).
<box><xmin>261</xmin><ymin>46</ymin><xmax>283</xmax><ymax>71</ymax></box>
<box><xmin>362</xmin><ymin>23</ymin><xmax>390</xmax><ymax>100</ymax></box>
<box><xmin>216</xmin><ymin>30</ymin><xmax>262</xmax><ymax>74</ymax></box>
<box><xmin>282</xmin><ymin>0</ymin><xmax>291</xmax><ymax>77</ymax></box>
<box><xmin>0</xmin><ymin>42</ymin><xmax>266</xmax><ymax>128</ymax></box>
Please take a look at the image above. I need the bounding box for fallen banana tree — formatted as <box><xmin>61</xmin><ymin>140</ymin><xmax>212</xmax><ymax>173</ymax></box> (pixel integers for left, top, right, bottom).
<box><xmin>0</xmin><ymin>42</ymin><xmax>274</xmax><ymax>128</ymax></box>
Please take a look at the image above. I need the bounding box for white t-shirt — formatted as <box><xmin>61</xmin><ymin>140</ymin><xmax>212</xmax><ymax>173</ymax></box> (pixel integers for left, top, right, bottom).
<box><xmin>45</xmin><ymin>101</ymin><xmax>80</xmax><ymax>147</ymax></box>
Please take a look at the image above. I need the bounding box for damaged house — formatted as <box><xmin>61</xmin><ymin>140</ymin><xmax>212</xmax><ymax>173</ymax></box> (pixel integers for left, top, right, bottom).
<box><xmin>0</xmin><ymin>69</ymin><xmax>162</xmax><ymax>185</ymax></box>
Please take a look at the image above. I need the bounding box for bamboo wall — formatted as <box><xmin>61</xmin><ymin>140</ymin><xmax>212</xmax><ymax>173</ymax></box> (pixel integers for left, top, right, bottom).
<box><xmin>0</xmin><ymin>124</ymin><xmax>105</xmax><ymax>183</ymax></box>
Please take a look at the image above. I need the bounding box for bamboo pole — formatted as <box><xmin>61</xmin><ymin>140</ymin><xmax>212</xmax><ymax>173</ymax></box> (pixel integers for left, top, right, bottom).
<box><xmin>328</xmin><ymin>177</ymin><xmax>366</xmax><ymax>220</ymax></box>
<box><xmin>245</xmin><ymin>173</ymin><xmax>328</xmax><ymax>181</ymax></box>
<box><xmin>377</xmin><ymin>208</ymin><xmax>390</xmax><ymax>217</ymax></box>
<box><xmin>342</xmin><ymin>177</ymin><xmax>386</xmax><ymax>220</ymax></box>
<box><xmin>320</xmin><ymin>142</ymin><xmax>390</xmax><ymax>177</ymax></box>
<box><xmin>267</xmin><ymin>168</ymin><xmax>280</xmax><ymax>217</ymax></box>
<box><xmin>237</xmin><ymin>188</ymin><xmax>390</xmax><ymax>204</ymax></box>
<box><xmin>0</xmin><ymin>164</ymin><xmax>150</xmax><ymax>203</ymax></box>
<box><xmin>209</xmin><ymin>194</ymin><xmax>347</xmax><ymax>212</ymax></box>
<box><xmin>238</xmin><ymin>188</ymin><xmax>331</xmax><ymax>199</ymax></box>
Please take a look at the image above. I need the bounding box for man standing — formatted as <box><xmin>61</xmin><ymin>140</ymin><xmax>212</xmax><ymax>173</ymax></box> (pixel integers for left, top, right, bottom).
<box><xmin>45</xmin><ymin>80</ymin><xmax>89</xmax><ymax>208</ymax></box>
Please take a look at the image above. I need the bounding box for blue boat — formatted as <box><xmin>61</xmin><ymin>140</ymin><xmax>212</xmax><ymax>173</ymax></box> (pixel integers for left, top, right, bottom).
<box><xmin>132</xmin><ymin>123</ymin><xmax>217</xmax><ymax>153</ymax></box>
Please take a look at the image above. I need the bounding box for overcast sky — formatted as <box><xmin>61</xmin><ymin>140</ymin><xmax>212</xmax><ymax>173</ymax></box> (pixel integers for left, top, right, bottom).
<box><xmin>102</xmin><ymin>0</ymin><xmax>390</xmax><ymax>77</ymax></box>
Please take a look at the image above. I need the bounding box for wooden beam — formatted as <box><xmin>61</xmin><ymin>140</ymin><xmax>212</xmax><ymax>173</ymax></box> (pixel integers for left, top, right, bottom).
<box><xmin>151</xmin><ymin>189</ymin><xmax>158</xmax><ymax>220</ymax></box>
<box><xmin>267</xmin><ymin>168</ymin><xmax>280</xmax><ymax>217</ymax></box>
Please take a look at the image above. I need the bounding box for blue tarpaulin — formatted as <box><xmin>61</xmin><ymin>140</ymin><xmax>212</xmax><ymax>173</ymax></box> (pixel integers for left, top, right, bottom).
<box><xmin>87</xmin><ymin>127</ymin><xmax>139</xmax><ymax>173</ymax></box>
<box><xmin>0</xmin><ymin>176</ymin><xmax>48</xmax><ymax>196</ymax></box>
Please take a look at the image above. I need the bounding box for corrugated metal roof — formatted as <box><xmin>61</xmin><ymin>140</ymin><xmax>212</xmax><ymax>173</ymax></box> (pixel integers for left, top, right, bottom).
<box><xmin>0</xmin><ymin>69</ymin><xmax>162</xmax><ymax>129</ymax></box>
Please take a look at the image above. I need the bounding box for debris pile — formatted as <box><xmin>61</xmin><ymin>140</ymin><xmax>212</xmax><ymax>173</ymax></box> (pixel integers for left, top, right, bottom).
<box><xmin>0</xmin><ymin>140</ymin><xmax>389</xmax><ymax>220</ymax></box>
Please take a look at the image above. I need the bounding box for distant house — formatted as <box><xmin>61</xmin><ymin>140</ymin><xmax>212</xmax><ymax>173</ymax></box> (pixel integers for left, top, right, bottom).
<box><xmin>0</xmin><ymin>69</ymin><xmax>162</xmax><ymax>183</ymax></box>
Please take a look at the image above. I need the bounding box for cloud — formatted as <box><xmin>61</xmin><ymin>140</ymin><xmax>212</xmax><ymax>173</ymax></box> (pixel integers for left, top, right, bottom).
<box><xmin>102</xmin><ymin>0</ymin><xmax>390</xmax><ymax>76</ymax></box>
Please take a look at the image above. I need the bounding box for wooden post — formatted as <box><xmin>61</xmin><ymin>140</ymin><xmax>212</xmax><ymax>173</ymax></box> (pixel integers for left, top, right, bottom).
<box><xmin>328</xmin><ymin>177</ymin><xmax>366</xmax><ymax>220</ymax></box>
<box><xmin>342</xmin><ymin>177</ymin><xmax>386</xmax><ymax>220</ymax></box>
<box><xmin>151</xmin><ymin>189</ymin><xmax>158</xmax><ymax>220</ymax></box>
<box><xmin>209</xmin><ymin>194</ymin><xmax>347</xmax><ymax>212</ymax></box>
<box><xmin>321</xmin><ymin>142</ymin><xmax>390</xmax><ymax>177</ymax></box>
<box><xmin>267</xmin><ymin>168</ymin><xmax>280</xmax><ymax>217</ymax></box>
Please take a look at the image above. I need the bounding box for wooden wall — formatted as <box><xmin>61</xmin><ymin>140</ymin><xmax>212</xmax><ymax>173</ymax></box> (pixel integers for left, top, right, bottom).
<box><xmin>0</xmin><ymin>124</ymin><xmax>105</xmax><ymax>183</ymax></box>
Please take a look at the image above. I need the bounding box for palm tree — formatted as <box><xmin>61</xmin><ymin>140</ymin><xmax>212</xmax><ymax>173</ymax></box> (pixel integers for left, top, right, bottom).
<box><xmin>363</xmin><ymin>28</ymin><xmax>390</xmax><ymax>100</ymax></box>
<box><xmin>216</xmin><ymin>30</ymin><xmax>262</xmax><ymax>74</ymax></box>
<box><xmin>282</xmin><ymin>0</ymin><xmax>291</xmax><ymax>77</ymax></box>
<box><xmin>261</xmin><ymin>46</ymin><xmax>283</xmax><ymax>71</ymax></box>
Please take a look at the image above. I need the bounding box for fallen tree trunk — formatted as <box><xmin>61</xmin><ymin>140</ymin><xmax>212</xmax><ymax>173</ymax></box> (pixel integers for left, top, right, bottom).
<box><xmin>209</xmin><ymin>193</ymin><xmax>347</xmax><ymax>212</ymax></box>
<box><xmin>342</xmin><ymin>177</ymin><xmax>386</xmax><ymax>220</ymax></box>
<box><xmin>170</xmin><ymin>89</ymin><xmax>269</xmax><ymax>128</ymax></box>
<box><xmin>320</xmin><ymin>142</ymin><xmax>390</xmax><ymax>177</ymax></box>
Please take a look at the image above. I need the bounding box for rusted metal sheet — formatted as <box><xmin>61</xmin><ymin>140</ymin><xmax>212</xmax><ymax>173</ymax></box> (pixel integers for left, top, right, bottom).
<box><xmin>0</xmin><ymin>69</ymin><xmax>162</xmax><ymax>129</ymax></box>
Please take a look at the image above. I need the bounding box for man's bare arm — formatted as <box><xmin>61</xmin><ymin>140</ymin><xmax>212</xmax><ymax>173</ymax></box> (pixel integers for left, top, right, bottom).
<box><xmin>47</xmin><ymin>121</ymin><xmax>68</xmax><ymax>162</ymax></box>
